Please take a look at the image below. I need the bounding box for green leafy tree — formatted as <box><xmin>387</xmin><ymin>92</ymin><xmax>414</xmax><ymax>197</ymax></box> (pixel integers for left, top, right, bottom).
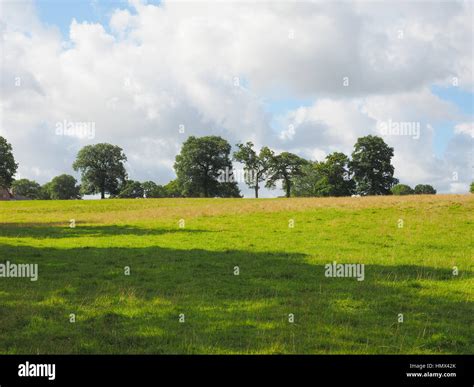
<box><xmin>142</xmin><ymin>181</ymin><xmax>167</xmax><ymax>198</ymax></box>
<box><xmin>267</xmin><ymin>152</ymin><xmax>307</xmax><ymax>198</ymax></box>
<box><xmin>321</xmin><ymin>152</ymin><xmax>355</xmax><ymax>196</ymax></box>
<box><xmin>233</xmin><ymin>142</ymin><xmax>273</xmax><ymax>198</ymax></box>
<box><xmin>391</xmin><ymin>184</ymin><xmax>414</xmax><ymax>195</ymax></box>
<box><xmin>292</xmin><ymin>161</ymin><xmax>330</xmax><ymax>197</ymax></box>
<box><xmin>292</xmin><ymin>153</ymin><xmax>354</xmax><ymax>197</ymax></box>
<box><xmin>11</xmin><ymin>179</ymin><xmax>42</xmax><ymax>199</ymax></box>
<box><xmin>174</xmin><ymin>136</ymin><xmax>240</xmax><ymax>197</ymax></box>
<box><xmin>414</xmin><ymin>184</ymin><xmax>436</xmax><ymax>195</ymax></box>
<box><xmin>118</xmin><ymin>180</ymin><xmax>144</xmax><ymax>198</ymax></box>
<box><xmin>47</xmin><ymin>174</ymin><xmax>81</xmax><ymax>200</ymax></box>
<box><xmin>350</xmin><ymin>135</ymin><xmax>398</xmax><ymax>195</ymax></box>
<box><xmin>0</xmin><ymin>136</ymin><xmax>18</xmax><ymax>189</ymax></box>
<box><xmin>164</xmin><ymin>179</ymin><xmax>183</xmax><ymax>198</ymax></box>
<box><xmin>216</xmin><ymin>180</ymin><xmax>242</xmax><ymax>198</ymax></box>
<box><xmin>73</xmin><ymin>143</ymin><xmax>127</xmax><ymax>199</ymax></box>
<box><xmin>470</xmin><ymin>182</ymin><xmax>474</xmax><ymax>194</ymax></box>
<box><xmin>39</xmin><ymin>182</ymin><xmax>53</xmax><ymax>200</ymax></box>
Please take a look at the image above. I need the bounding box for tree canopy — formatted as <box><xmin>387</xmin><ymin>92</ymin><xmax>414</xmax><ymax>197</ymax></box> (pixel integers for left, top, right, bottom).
<box><xmin>47</xmin><ymin>174</ymin><xmax>81</xmax><ymax>200</ymax></box>
<box><xmin>118</xmin><ymin>180</ymin><xmax>145</xmax><ymax>198</ymax></box>
<box><xmin>0</xmin><ymin>136</ymin><xmax>18</xmax><ymax>189</ymax></box>
<box><xmin>391</xmin><ymin>184</ymin><xmax>414</xmax><ymax>195</ymax></box>
<box><xmin>350</xmin><ymin>135</ymin><xmax>398</xmax><ymax>195</ymax></box>
<box><xmin>73</xmin><ymin>143</ymin><xmax>127</xmax><ymax>199</ymax></box>
<box><xmin>174</xmin><ymin>136</ymin><xmax>240</xmax><ymax>197</ymax></box>
<box><xmin>292</xmin><ymin>152</ymin><xmax>354</xmax><ymax>197</ymax></box>
<box><xmin>266</xmin><ymin>152</ymin><xmax>307</xmax><ymax>198</ymax></box>
<box><xmin>291</xmin><ymin>161</ymin><xmax>329</xmax><ymax>197</ymax></box>
<box><xmin>414</xmin><ymin>184</ymin><xmax>436</xmax><ymax>195</ymax></box>
<box><xmin>11</xmin><ymin>179</ymin><xmax>43</xmax><ymax>199</ymax></box>
<box><xmin>233</xmin><ymin>142</ymin><xmax>273</xmax><ymax>198</ymax></box>
<box><xmin>3</xmin><ymin>135</ymin><xmax>445</xmax><ymax>200</ymax></box>
<box><xmin>142</xmin><ymin>181</ymin><xmax>167</xmax><ymax>198</ymax></box>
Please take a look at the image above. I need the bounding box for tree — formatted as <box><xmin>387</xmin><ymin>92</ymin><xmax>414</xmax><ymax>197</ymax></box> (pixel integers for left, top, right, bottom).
<box><xmin>414</xmin><ymin>184</ymin><xmax>436</xmax><ymax>195</ymax></box>
<box><xmin>292</xmin><ymin>161</ymin><xmax>330</xmax><ymax>197</ymax></box>
<box><xmin>266</xmin><ymin>152</ymin><xmax>307</xmax><ymax>198</ymax></box>
<box><xmin>39</xmin><ymin>182</ymin><xmax>53</xmax><ymax>200</ymax></box>
<box><xmin>11</xmin><ymin>179</ymin><xmax>42</xmax><ymax>199</ymax></box>
<box><xmin>292</xmin><ymin>153</ymin><xmax>354</xmax><ymax>197</ymax></box>
<box><xmin>142</xmin><ymin>181</ymin><xmax>167</xmax><ymax>198</ymax></box>
<box><xmin>216</xmin><ymin>180</ymin><xmax>242</xmax><ymax>198</ymax></box>
<box><xmin>47</xmin><ymin>174</ymin><xmax>81</xmax><ymax>200</ymax></box>
<box><xmin>321</xmin><ymin>152</ymin><xmax>354</xmax><ymax>196</ymax></box>
<box><xmin>174</xmin><ymin>136</ymin><xmax>240</xmax><ymax>197</ymax></box>
<box><xmin>73</xmin><ymin>143</ymin><xmax>127</xmax><ymax>199</ymax></box>
<box><xmin>164</xmin><ymin>179</ymin><xmax>183</xmax><ymax>198</ymax></box>
<box><xmin>350</xmin><ymin>135</ymin><xmax>398</xmax><ymax>195</ymax></box>
<box><xmin>118</xmin><ymin>180</ymin><xmax>144</xmax><ymax>198</ymax></box>
<box><xmin>391</xmin><ymin>184</ymin><xmax>414</xmax><ymax>195</ymax></box>
<box><xmin>233</xmin><ymin>142</ymin><xmax>273</xmax><ymax>198</ymax></box>
<box><xmin>470</xmin><ymin>182</ymin><xmax>474</xmax><ymax>194</ymax></box>
<box><xmin>0</xmin><ymin>136</ymin><xmax>18</xmax><ymax>189</ymax></box>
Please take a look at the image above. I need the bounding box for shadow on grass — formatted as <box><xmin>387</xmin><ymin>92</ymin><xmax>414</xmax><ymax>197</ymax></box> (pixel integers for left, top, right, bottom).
<box><xmin>0</xmin><ymin>243</ymin><xmax>472</xmax><ymax>354</ymax></box>
<box><xmin>0</xmin><ymin>224</ymin><xmax>208</xmax><ymax>239</ymax></box>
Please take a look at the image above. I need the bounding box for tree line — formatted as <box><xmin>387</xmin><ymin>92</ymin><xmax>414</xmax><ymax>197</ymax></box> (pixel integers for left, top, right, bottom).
<box><xmin>0</xmin><ymin>134</ymin><xmax>449</xmax><ymax>200</ymax></box>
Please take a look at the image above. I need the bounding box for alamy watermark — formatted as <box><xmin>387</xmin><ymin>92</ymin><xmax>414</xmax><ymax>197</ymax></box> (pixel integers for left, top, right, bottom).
<box><xmin>378</xmin><ymin>119</ymin><xmax>420</xmax><ymax>140</ymax></box>
<box><xmin>324</xmin><ymin>261</ymin><xmax>365</xmax><ymax>281</ymax></box>
<box><xmin>18</xmin><ymin>362</ymin><xmax>55</xmax><ymax>381</ymax></box>
<box><xmin>0</xmin><ymin>261</ymin><xmax>38</xmax><ymax>281</ymax></box>
<box><xmin>55</xmin><ymin>120</ymin><xmax>96</xmax><ymax>139</ymax></box>
<box><xmin>217</xmin><ymin>167</ymin><xmax>256</xmax><ymax>183</ymax></box>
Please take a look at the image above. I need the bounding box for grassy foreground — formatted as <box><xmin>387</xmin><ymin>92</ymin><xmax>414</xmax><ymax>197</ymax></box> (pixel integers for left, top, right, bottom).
<box><xmin>0</xmin><ymin>195</ymin><xmax>472</xmax><ymax>354</ymax></box>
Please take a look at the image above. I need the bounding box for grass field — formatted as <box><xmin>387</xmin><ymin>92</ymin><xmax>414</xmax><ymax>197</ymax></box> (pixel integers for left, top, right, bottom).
<box><xmin>0</xmin><ymin>195</ymin><xmax>472</xmax><ymax>354</ymax></box>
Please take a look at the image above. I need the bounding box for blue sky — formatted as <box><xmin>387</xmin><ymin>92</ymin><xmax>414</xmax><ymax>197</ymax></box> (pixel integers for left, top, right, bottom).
<box><xmin>36</xmin><ymin>0</ymin><xmax>112</xmax><ymax>33</ymax></box>
<box><xmin>35</xmin><ymin>1</ymin><xmax>318</xmax><ymax>127</ymax></box>
<box><xmin>431</xmin><ymin>86</ymin><xmax>473</xmax><ymax>156</ymax></box>
<box><xmin>36</xmin><ymin>0</ymin><xmax>474</xmax><ymax>156</ymax></box>
<box><xmin>34</xmin><ymin>0</ymin><xmax>472</xmax><ymax>159</ymax></box>
<box><xmin>2</xmin><ymin>0</ymin><xmax>472</xmax><ymax>194</ymax></box>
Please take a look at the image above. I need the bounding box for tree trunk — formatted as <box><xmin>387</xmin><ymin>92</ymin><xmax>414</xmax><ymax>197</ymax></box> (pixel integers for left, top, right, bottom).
<box><xmin>101</xmin><ymin>189</ymin><xmax>105</xmax><ymax>199</ymax></box>
<box><xmin>285</xmin><ymin>179</ymin><xmax>291</xmax><ymax>198</ymax></box>
<box><xmin>255</xmin><ymin>179</ymin><xmax>259</xmax><ymax>199</ymax></box>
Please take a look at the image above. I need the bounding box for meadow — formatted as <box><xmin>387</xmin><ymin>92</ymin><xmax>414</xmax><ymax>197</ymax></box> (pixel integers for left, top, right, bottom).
<box><xmin>0</xmin><ymin>195</ymin><xmax>472</xmax><ymax>354</ymax></box>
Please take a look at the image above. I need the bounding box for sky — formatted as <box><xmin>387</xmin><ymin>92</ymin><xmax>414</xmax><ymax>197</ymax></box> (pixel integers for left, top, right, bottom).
<box><xmin>0</xmin><ymin>0</ymin><xmax>473</xmax><ymax>197</ymax></box>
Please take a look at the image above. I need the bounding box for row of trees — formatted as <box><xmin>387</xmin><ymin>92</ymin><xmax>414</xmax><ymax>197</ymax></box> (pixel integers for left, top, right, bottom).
<box><xmin>234</xmin><ymin>135</ymin><xmax>399</xmax><ymax>198</ymax></box>
<box><xmin>0</xmin><ymin>134</ymin><xmax>445</xmax><ymax>200</ymax></box>
<box><xmin>391</xmin><ymin>183</ymin><xmax>436</xmax><ymax>195</ymax></box>
<box><xmin>10</xmin><ymin>175</ymin><xmax>80</xmax><ymax>200</ymax></box>
<box><xmin>173</xmin><ymin>135</ymin><xmax>405</xmax><ymax>198</ymax></box>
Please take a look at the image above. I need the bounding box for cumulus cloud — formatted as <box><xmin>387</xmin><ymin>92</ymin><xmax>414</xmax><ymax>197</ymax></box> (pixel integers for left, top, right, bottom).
<box><xmin>454</xmin><ymin>122</ymin><xmax>473</xmax><ymax>138</ymax></box>
<box><xmin>278</xmin><ymin>89</ymin><xmax>471</xmax><ymax>192</ymax></box>
<box><xmin>0</xmin><ymin>0</ymin><xmax>472</xmax><ymax>195</ymax></box>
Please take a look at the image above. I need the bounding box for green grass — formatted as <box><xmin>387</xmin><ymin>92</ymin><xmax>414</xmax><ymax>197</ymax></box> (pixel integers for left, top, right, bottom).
<box><xmin>0</xmin><ymin>195</ymin><xmax>472</xmax><ymax>354</ymax></box>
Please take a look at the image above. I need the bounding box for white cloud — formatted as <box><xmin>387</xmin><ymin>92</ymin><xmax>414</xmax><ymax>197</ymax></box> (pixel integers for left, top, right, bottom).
<box><xmin>0</xmin><ymin>0</ymin><xmax>472</xmax><ymax>196</ymax></box>
<box><xmin>454</xmin><ymin>122</ymin><xmax>474</xmax><ymax>138</ymax></box>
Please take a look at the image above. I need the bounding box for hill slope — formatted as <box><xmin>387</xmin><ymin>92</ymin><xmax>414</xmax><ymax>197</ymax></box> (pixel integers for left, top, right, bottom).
<box><xmin>0</xmin><ymin>195</ymin><xmax>472</xmax><ymax>354</ymax></box>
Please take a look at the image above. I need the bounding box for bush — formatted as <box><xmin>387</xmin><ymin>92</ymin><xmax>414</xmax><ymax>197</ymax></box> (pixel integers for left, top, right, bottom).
<box><xmin>47</xmin><ymin>174</ymin><xmax>81</xmax><ymax>200</ymax></box>
<box><xmin>391</xmin><ymin>184</ymin><xmax>414</xmax><ymax>195</ymax></box>
<box><xmin>142</xmin><ymin>181</ymin><xmax>167</xmax><ymax>198</ymax></box>
<box><xmin>414</xmin><ymin>184</ymin><xmax>436</xmax><ymax>195</ymax></box>
<box><xmin>117</xmin><ymin>180</ymin><xmax>144</xmax><ymax>198</ymax></box>
<box><xmin>11</xmin><ymin>179</ymin><xmax>42</xmax><ymax>199</ymax></box>
<box><xmin>164</xmin><ymin>179</ymin><xmax>183</xmax><ymax>198</ymax></box>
